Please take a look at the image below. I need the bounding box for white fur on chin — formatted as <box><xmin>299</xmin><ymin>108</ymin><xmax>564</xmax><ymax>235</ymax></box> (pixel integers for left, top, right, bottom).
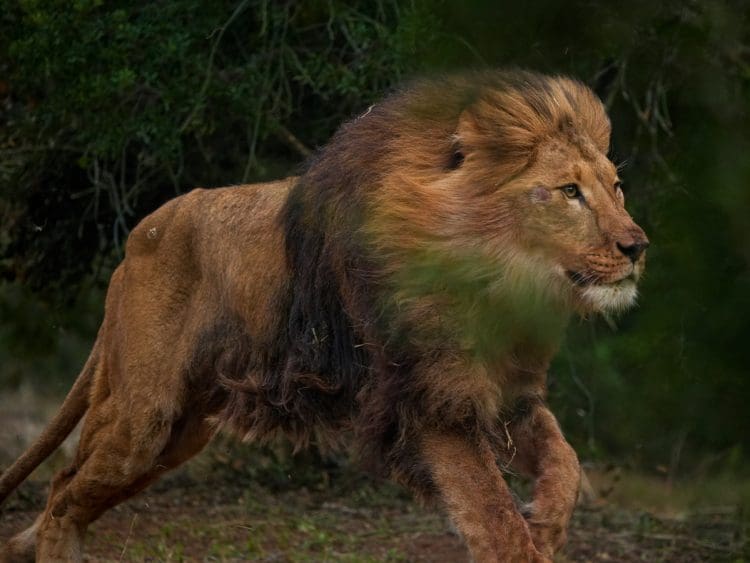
<box><xmin>580</xmin><ymin>279</ymin><xmax>638</xmax><ymax>313</ymax></box>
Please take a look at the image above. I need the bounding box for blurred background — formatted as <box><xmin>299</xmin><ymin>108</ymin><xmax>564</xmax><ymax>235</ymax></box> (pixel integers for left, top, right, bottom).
<box><xmin>1</xmin><ymin>1</ymin><xmax>749</xmax><ymax>560</ymax></box>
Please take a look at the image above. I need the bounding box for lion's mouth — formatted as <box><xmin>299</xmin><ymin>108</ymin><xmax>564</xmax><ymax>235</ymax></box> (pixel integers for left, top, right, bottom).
<box><xmin>566</xmin><ymin>270</ymin><xmax>636</xmax><ymax>287</ymax></box>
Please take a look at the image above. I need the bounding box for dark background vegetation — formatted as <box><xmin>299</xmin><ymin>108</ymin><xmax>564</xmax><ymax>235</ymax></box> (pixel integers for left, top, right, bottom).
<box><xmin>1</xmin><ymin>0</ymin><xmax>749</xmax><ymax>482</ymax></box>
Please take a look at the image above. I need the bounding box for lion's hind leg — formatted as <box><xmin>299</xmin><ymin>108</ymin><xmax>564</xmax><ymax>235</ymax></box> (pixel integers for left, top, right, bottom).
<box><xmin>33</xmin><ymin>390</ymin><xmax>214</xmax><ymax>562</ymax></box>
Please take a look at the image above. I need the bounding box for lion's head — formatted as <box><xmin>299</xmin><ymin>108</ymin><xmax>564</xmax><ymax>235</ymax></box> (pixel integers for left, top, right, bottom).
<box><xmin>453</xmin><ymin>73</ymin><xmax>648</xmax><ymax>314</ymax></box>
<box><xmin>353</xmin><ymin>71</ymin><xmax>648</xmax><ymax>321</ymax></box>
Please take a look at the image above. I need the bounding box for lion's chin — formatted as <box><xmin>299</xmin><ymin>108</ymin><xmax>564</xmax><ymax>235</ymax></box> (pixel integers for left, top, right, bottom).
<box><xmin>578</xmin><ymin>278</ymin><xmax>639</xmax><ymax>314</ymax></box>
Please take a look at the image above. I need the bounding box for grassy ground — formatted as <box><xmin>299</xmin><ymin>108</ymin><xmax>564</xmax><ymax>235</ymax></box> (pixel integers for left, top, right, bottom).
<box><xmin>2</xmin><ymin>467</ymin><xmax>748</xmax><ymax>562</ymax></box>
<box><xmin>1</xmin><ymin>392</ymin><xmax>749</xmax><ymax>562</ymax></box>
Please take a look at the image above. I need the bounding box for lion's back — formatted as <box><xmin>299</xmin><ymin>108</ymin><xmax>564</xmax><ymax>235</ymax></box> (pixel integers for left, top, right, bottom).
<box><xmin>126</xmin><ymin>178</ymin><xmax>293</xmax><ymax>261</ymax></box>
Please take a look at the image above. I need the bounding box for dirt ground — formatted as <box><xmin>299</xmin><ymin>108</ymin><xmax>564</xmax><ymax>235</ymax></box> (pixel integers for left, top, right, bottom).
<box><xmin>1</xmin><ymin>471</ymin><xmax>747</xmax><ymax>562</ymax></box>
<box><xmin>1</xmin><ymin>392</ymin><xmax>748</xmax><ymax>562</ymax></box>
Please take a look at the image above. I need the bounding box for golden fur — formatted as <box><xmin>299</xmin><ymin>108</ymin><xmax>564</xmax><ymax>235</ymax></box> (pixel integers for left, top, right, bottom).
<box><xmin>0</xmin><ymin>70</ymin><xmax>647</xmax><ymax>562</ymax></box>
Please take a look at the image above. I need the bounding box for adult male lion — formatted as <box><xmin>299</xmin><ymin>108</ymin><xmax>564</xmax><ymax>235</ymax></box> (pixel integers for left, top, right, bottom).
<box><xmin>0</xmin><ymin>70</ymin><xmax>648</xmax><ymax>562</ymax></box>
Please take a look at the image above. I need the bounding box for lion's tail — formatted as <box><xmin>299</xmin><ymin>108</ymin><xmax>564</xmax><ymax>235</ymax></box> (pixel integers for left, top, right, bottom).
<box><xmin>0</xmin><ymin>342</ymin><xmax>98</xmax><ymax>505</ymax></box>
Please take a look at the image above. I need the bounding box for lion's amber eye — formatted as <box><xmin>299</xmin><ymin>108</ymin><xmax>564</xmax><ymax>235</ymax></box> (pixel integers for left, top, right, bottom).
<box><xmin>562</xmin><ymin>184</ymin><xmax>580</xmax><ymax>199</ymax></box>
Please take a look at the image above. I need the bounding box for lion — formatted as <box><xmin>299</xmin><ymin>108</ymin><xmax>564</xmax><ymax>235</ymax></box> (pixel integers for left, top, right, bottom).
<box><xmin>0</xmin><ymin>70</ymin><xmax>648</xmax><ymax>562</ymax></box>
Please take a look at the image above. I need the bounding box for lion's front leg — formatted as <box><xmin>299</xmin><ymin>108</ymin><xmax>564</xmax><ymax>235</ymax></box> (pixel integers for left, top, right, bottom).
<box><xmin>421</xmin><ymin>431</ymin><xmax>549</xmax><ymax>563</ymax></box>
<box><xmin>506</xmin><ymin>402</ymin><xmax>581</xmax><ymax>558</ymax></box>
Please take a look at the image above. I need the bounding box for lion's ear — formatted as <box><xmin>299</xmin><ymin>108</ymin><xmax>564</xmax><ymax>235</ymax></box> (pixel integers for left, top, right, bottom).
<box><xmin>455</xmin><ymin>107</ymin><xmax>483</xmax><ymax>154</ymax></box>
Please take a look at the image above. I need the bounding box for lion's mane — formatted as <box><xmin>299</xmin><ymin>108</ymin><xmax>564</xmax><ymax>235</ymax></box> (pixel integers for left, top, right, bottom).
<box><xmin>216</xmin><ymin>70</ymin><xmax>611</xmax><ymax>489</ymax></box>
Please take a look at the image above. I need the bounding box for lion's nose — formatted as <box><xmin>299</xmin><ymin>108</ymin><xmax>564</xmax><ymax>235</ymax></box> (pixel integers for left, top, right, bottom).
<box><xmin>616</xmin><ymin>237</ymin><xmax>650</xmax><ymax>262</ymax></box>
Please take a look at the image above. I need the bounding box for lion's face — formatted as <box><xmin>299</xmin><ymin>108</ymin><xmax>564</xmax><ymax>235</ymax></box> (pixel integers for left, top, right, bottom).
<box><xmin>493</xmin><ymin>138</ymin><xmax>649</xmax><ymax>314</ymax></box>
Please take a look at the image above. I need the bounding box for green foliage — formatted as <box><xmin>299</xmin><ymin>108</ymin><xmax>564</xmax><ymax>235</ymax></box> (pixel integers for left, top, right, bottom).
<box><xmin>0</xmin><ymin>281</ymin><xmax>101</xmax><ymax>393</ymax></box>
<box><xmin>0</xmin><ymin>0</ymin><xmax>438</xmax><ymax>293</ymax></box>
